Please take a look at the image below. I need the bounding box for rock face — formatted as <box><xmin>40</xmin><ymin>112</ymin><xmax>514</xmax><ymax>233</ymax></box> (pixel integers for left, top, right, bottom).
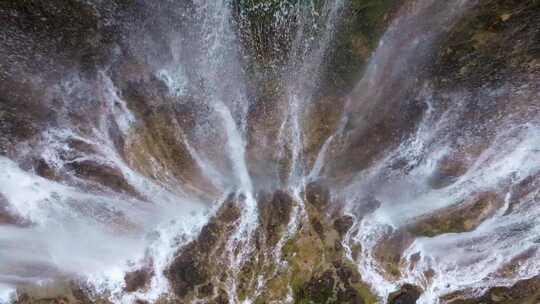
<box><xmin>160</xmin><ymin>184</ymin><xmax>380</xmax><ymax>304</ymax></box>
<box><xmin>408</xmin><ymin>192</ymin><xmax>504</xmax><ymax>237</ymax></box>
<box><xmin>14</xmin><ymin>282</ymin><xmax>113</xmax><ymax>304</ymax></box>
<box><xmin>165</xmin><ymin>193</ymin><xmax>241</xmax><ymax>301</ymax></box>
<box><xmin>433</xmin><ymin>0</ymin><xmax>540</xmax><ymax>89</ymax></box>
<box><xmin>124</xmin><ymin>268</ymin><xmax>154</xmax><ymax>293</ymax></box>
<box><xmin>388</xmin><ymin>285</ymin><xmax>422</xmax><ymax>304</ymax></box>
<box><xmin>257</xmin><ymin>190</ymin><xmax>294</xmax><ymax>247</ymax></box>
<box><xmin>442</xmin><ymin>276</ymin><xmax>540</xmax><ymax>304</ymax></box>
<box><xmin>2</xmin><ymin>0</ymin><xmax>540</xmax><ymax>304</ymax></box>
<box><xmin>252</xmin><ymin>183</ymin><xmax>377</xmax><ymax>304</ymax></box>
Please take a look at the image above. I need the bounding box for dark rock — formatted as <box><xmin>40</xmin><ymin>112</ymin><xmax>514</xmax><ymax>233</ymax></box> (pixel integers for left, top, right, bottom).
<box><xmin>428</xmin><ymin>154</ymin><xmax>469</xmax><ymax>189</ymax></box>
<box><xmin>388</xmin><ymin>284</ymin><xmax>423</xmax><ymax>304</ymax></box>
<box><xmin>198</xmin><ymin>283</ymin><xmax>214</xmax><ymax>297</ymax></box>
<box><xmin>166</xmin><ymin>194</ymin><xmax>241</xmax><ymax>299</ymax></box>
<box><xmin>334</xmin><ymin>215</ymin><xmax>355</xmax><ymax>237</ymax></box>
<box><xmin>305</xmin><ymin>181</ymin><xmax>331</xmax><ymax>210</ymax></box>
<box><xmin>443</xmin><ymin>275</ymin><xmax>540</xmax><ymax>304</ymax></box>
<box><xmin>124</xmin><ymin>268</ymin><xmax>153</xmax><ymax>293</ymax></box>
<box><xmin>211</xmin><ymin>289</ymin><xmax>229</xmax><ymax>304</ymax></box>
<box><xmin>295</xmin><ymin>270</ymin><xmax>336</xmax><ymax>304</ymax></box>
<box><xmin>337</xmin><ymin>287</ymin><xmax>366</xmax><ymax>304</ymax></box>
<box><xmin>257</xmin><ymin>190</ymin><xmax>294</xmax><ymax>246</ymax></box>
<box><xmin>198</xmin><ymin>222</ymin><xmax>221</xmax><ymax>253</ymax></box>
<box><xmin>65</xmin><ymin>160</ymin><xmax>139</xmax><ymax>197</ymax></box>
<box><xmin>311</xmin><ymin>217</ymin><xmax>326</xmax><ymax>240</ymax></box>
<box><xmin>166</xmin><ymin>242</ymin><xmax>209</xmax><ymax>297</ymax></box>
<box><xmin>432</xmin><ymin>0</ymin><xmax>540</xmax><ymax>89</ymax></box>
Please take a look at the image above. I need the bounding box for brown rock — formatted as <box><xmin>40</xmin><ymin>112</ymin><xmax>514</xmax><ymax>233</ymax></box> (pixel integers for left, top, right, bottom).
<box><xmin>428</xmin><ymin>154</ymin><xmax>469</xmax><ymax>189</ymax></box>
<box><xmin>166</xmin><ymin>194</ymin><xmax>241</xmax><ymax>300</ymax></box>
<box><xmin>334</xmin><ymin>215</ymin><xmax>355</xmax><ymax>237</ymax></box>
<box><xmin>0</xmin><ymin>194</ymin><xmax>29</xmax><ymax>227</ymax></box>
<box><xmin>388</xmin><ymin>284</ymin><xmax>423</xmax><ymax>304</ymax></box>
<box><xmin>408</xmin><ymin>192</ymin><xmax>504</xmax><ymax>237</ymax></box>
<box><xmin>305</xmin><ymin>181</ymin><xmax>331</xmax><ymax>210</ymax></box>
<box><xmin>66</xmin><ymin>160</ymin><xmax>139</xmax><ymax>197</ymax></box>
<box><xmin>257</xmin><ymin>190</ymin><xmax>294</xmax><ymax>246</ymax></box>
<box><xmin>373</xmin><ymin>229</ymin><xmax>415</xmax><ymax>279</ymax></box>
<box><xmin>124</xmin><ymin>268</ymin><xmax>153</xmax><ymax>293</ymax></box>
<box><xmin>443</xmin><ymin>276</ymin><xmax>540</xmax><ymax>304</ymax></box>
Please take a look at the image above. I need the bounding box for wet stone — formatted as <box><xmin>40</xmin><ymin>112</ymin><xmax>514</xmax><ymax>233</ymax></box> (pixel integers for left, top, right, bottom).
<box><xmin>165</xmin><ymin>193</ymin><xmax>241</xmax><ymax>300</ymax></box>
<box><xmin>295</xmin><ymin>270</ymin><xmax>336</xmax><ymax>304</ymax></box>
<box><xmin>373</xmin><ymin>229</ymin><xmax>415</xmax><ymax>279</ymax></box>
<box><xmin>305</xmin><ymin>181</ymin><xmax>331</xmax><ymax>210</ymax></box>
<box><xmin>66</xmin><ymin>160</ymin><xmax>139</xmax><ymax>197</ymax></box>
<box><xmin>124</xmin><ymin>268</ymin><xmax>153</xmax><ymax>293</ymax></box>
<box><xmin>408</xmin><ymin>192</ymin><xmax>504</xmax><ymax>237</ymax></box>
<box><xmin>443</xmin><ymin>275</ymin><xmax>540</xmax><ymax>304</ymax></box>
<box><xmin>257</xmin><ymin>190</ymin><xmax>294</xmax><ymax>246</ymax></box>
<box><xmin>198</xmin><ymin>283</ymin><xmax>214</xmax><ymax>297</ymax></box>
<box><xmin>388</xmin><ymin>284</ymin><xmax>423</xmax><ymax>304</ymax></box>
<box><xmin>0</xmin><ymin>194</ymin><xmax>29</xmax><ymax>227</ymax></box>
<box><xmin>333</xmin><ymin>215</ymin><xmax>355</xmax><ymax>237</ymax></box>
<box><xmin>428</xmin><ymin>154</ymin><xmax>469</xmax><ymax>189</ymax></box>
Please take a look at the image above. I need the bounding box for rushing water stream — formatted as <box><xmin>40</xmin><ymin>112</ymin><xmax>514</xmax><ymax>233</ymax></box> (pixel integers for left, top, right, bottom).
<box><xmin>1</xmin><ymin>0</ymin><xmax>539</xmax><ymax>303</ymax></box>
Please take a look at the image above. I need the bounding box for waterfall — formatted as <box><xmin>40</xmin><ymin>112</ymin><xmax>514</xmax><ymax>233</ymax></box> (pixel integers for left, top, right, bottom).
<box><xmin>1</xmin><ymin>0</ymin><xmax>539</xmax><ymax>303</ymax></box>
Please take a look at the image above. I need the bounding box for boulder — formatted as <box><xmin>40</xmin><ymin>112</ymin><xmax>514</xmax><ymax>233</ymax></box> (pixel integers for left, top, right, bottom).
<box><xmin>388</xmin><ymin>284</ymin><xmax>423</xmax><ymax>304</ymax></box>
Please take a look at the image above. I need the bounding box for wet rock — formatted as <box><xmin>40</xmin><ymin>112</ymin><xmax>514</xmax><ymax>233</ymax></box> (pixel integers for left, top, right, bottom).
<box><xmin>257</xmin><ymin>190</ymin><xmax>294</xmax><ymax>246</ymax></box>
<box><xmin>408</xmin><ymin>192</ymin><xmax>504</xmax><ymax>237</ymax></box>
<box><xmin>329</xmin><ymin>96</ymin><xmax>427</xmax><ymax>183</ymax></box>
<box><xmin>388</xmin><ymin>284</ymin><xmax>422</xmax><ymax>304</ymax></box>
<box><xmin>373</xmin><ymin>229</ymin><xmax>415</xmax><ymax>279</ymax></box>
<box><xmin>33</xmin><ymin>158</ymin><xmax>60</xmax><ymax>181</ymax></box>
<box><xmin>123</xmin><ymin>104</ymin><xmax>221</xmax><ymax>199</ymax></box>
<box><xmin>0</xmin><ymin>82</ymin><xmax>57</xmax><ymax>157</ymax></box>
<box><xmin>65</xmin><ymin>160</ymin><xmax>139</xmax><ymax>197</ymax></box>
<box><xmin>305</xmin><ymin>181</ymin><xmax>331</xmax><ymax>210</ymax></box>
<box><xmin>124</xmin><ymin>268</ymin><xmax>153</xmax><ymax>293</ymax></box>
<box><xmin>166</xmin><ymin>242</ymin><xmax>209</xmax><ymax>297</ymax></box>
<box><xmin>198</xmin><ymin>283</ymin><xmax>214</xmax><ymax>297</ymax></box>
<box><xmin>442</xmin><ymin>276</ymin><xmax>540</xmax><ymax>304</ymax></box>
<box><xmin>244</xmin><ymin>94</ymin><xmax>289</xmax><ymax>188</ymax></box>
<box><xmin>211</xmin><ymin>289</ymin><xmax>229</xmax><ymax>304</ymax></box>
<box><xmin>14</xmin><ymin>281</ymin><xmax>113</xmax><ymax>304</ymax></box>
<box><xmin>294</xmin><ymin>270</ymin><xmax>336</xmax><ymax>303</ymax></box>
<box><xmin>433</xmin><ymin>0</ymin><xmax>540</xmax><ymax>89</ymax></box>
<box><xmin>322</xmin><ymin>0</ymin><xmax>400</xmax><ymax>95</ymax></box>
<box><xmin>354</xmin><ymin>196</ymin><xmax>382</xmax><ymax>217</ymax></box>
<box><xmin>334</xmin><ymin>215</ymin><xmax>355</xmax><ymax>237</ymax></box>
<box><xmin>302</xmin><ymin>95</ymin><xmax>346</xmax><ymax>170</ymax></box>
<box><xmin>0</xmin><ymin>209</ymin><xmax>19</xmax><ymax>226</ymax></box>
<box><xmin>166</xmin><ymin>194</ymin><xmax>241</xmax><ymax>300</ymax></box>
<box><xmin>292</xmin><ymin>262</ymin><xmax>375</xmax><ymax>304</ymax></box>
<box><xmin>428</xmin><ymin>154</ymin><xmax>469</xmax><ymax>189</ymax></box>
<box><xmin>272</xmin><ymin>194</ymin><xmax>377</xmax><ymax>304</ymax></box>
<box><xmin>0</xmin><ymin>194</ymin><xmax>29</xmax><ymax>227</ymax></box>
<box><xmin>506</xmin><ymin>172</ymin><xmax>540</xmax><ymax>215</ymax></box>
<box><xmin>236</xmin><ymin>191</ymin><xmax>295</xmax><ymax>300</ymax></box>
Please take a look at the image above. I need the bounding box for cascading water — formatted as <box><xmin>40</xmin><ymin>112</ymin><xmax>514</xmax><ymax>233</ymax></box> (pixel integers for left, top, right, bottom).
<box><xmin>1</xmin><ymin>0</ymin><xmax>539</xmax><ymax>303</ymax></box>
